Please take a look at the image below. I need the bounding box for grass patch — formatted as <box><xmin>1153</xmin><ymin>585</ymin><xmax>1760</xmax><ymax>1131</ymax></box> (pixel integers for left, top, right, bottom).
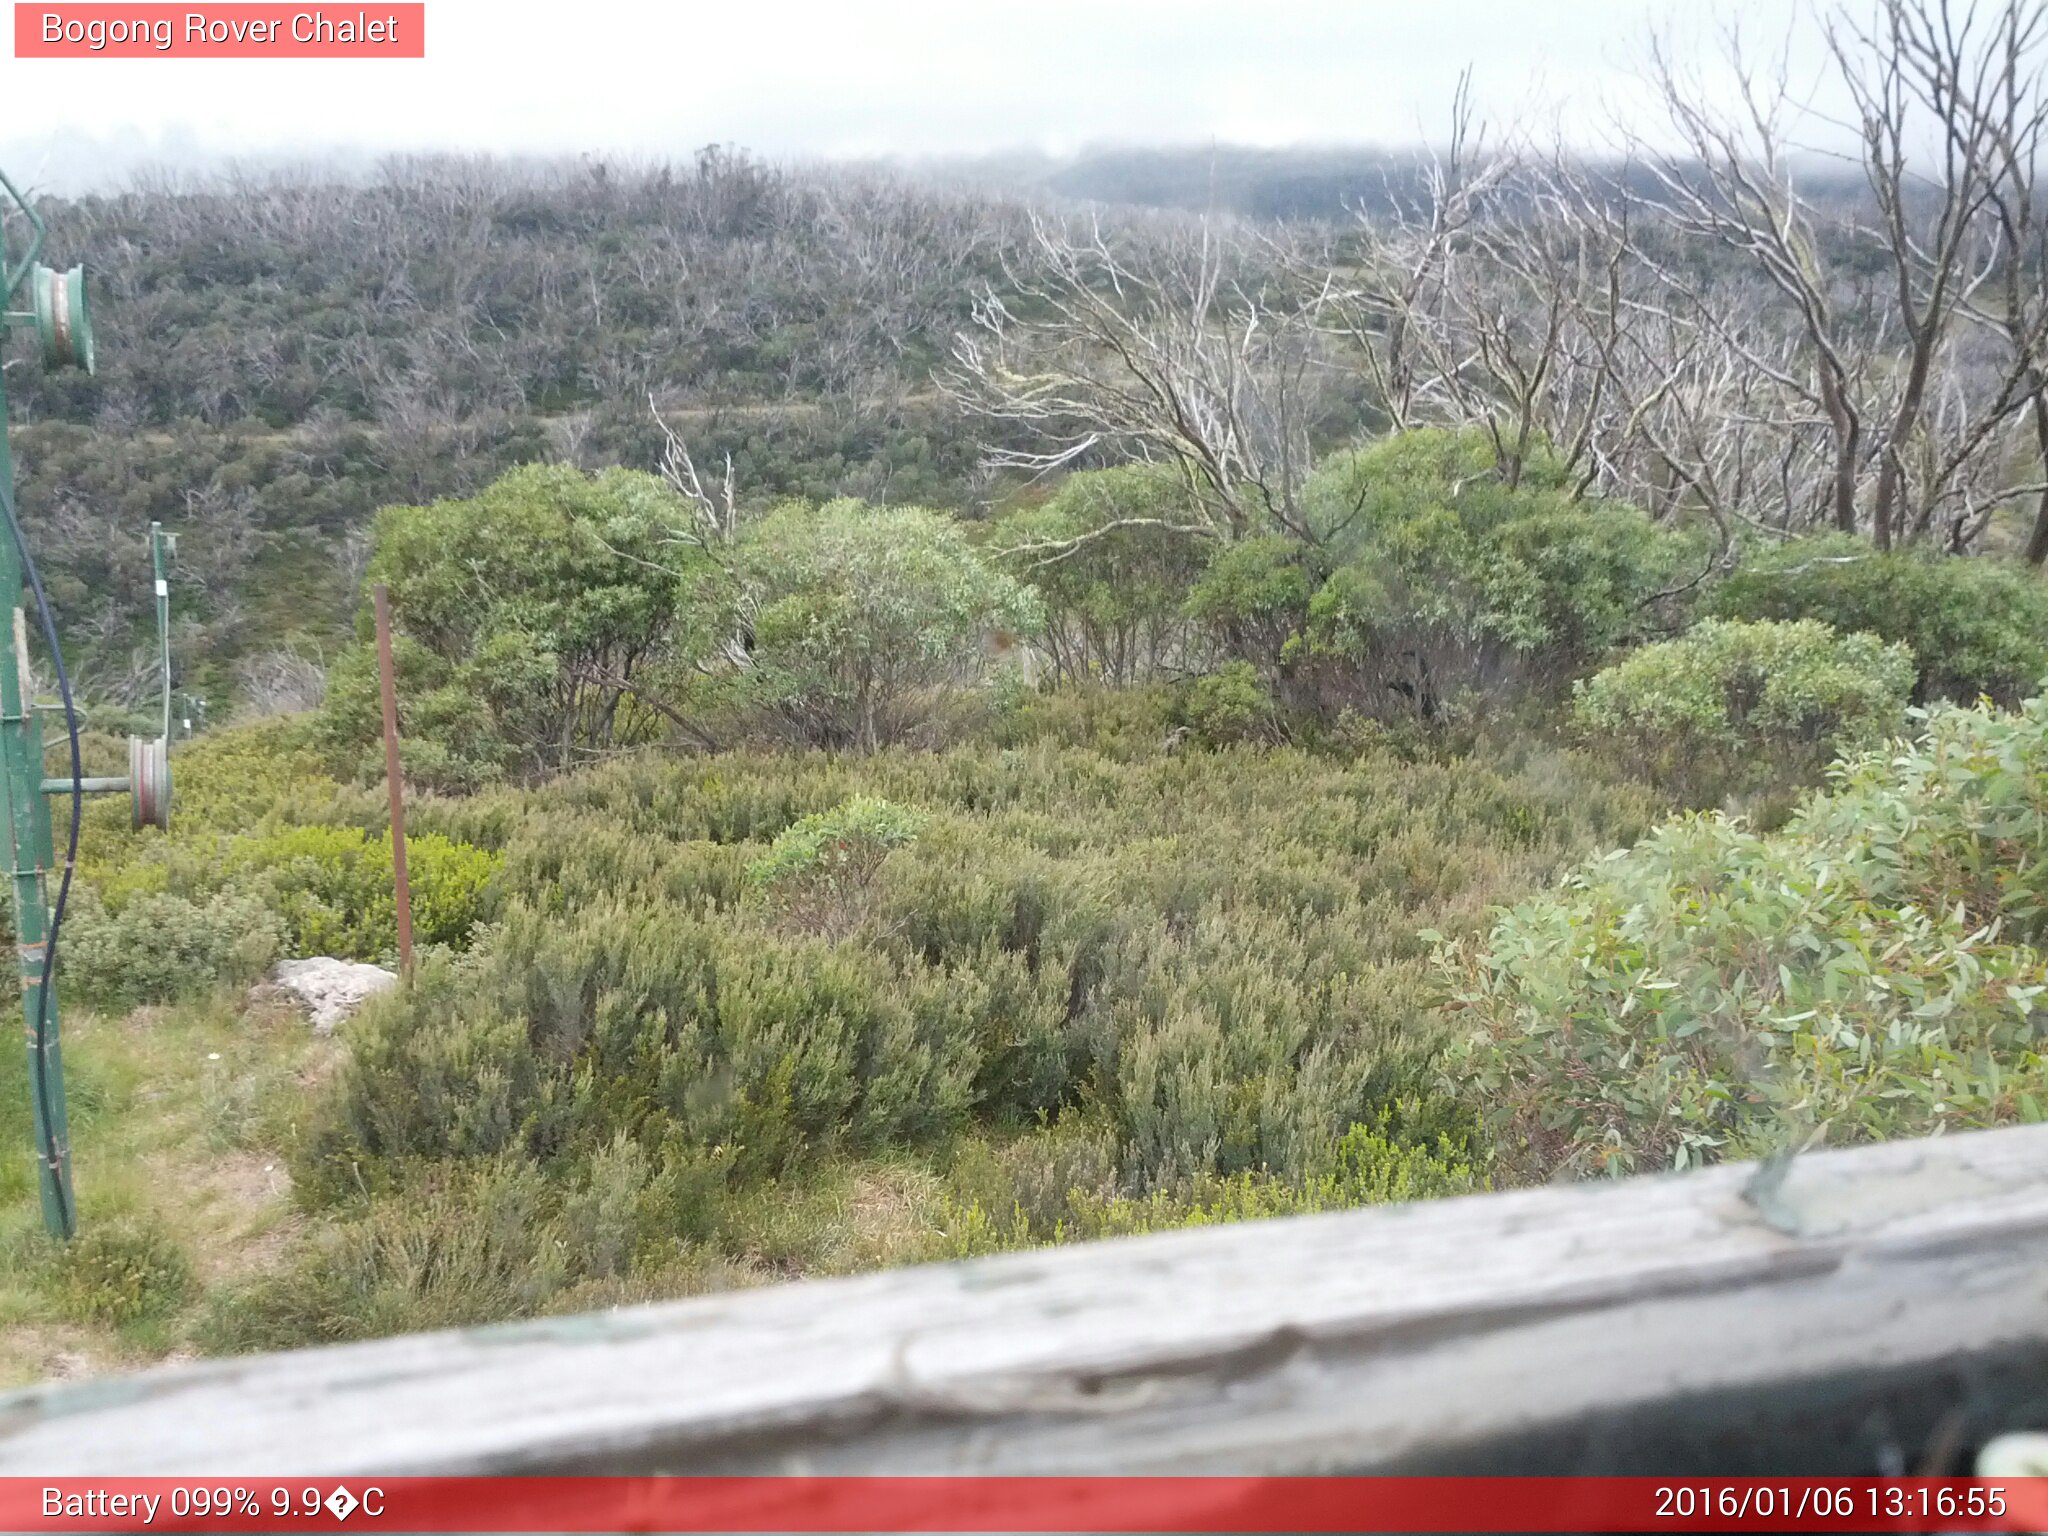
<box><xmin>0</xmin><ymin>991</ymin><xmax>331</xmax><ymax>1387</ymax></box>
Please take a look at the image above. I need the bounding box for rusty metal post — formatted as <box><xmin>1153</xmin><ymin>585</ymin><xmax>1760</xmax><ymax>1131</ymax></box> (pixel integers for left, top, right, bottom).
<box><xmin>372</xmin><ymin>584</ymin><xmax>414</xmax><ymax>977</ymax></box>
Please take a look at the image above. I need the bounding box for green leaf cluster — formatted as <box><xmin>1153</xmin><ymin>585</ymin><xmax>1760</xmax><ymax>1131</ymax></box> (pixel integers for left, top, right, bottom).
<box><xmin>1446</xmin><ymin>692</ymin><xmax>2048</xmax><ymax>1178</ymax></box>
<box><xmin>715</xmin><ymin>498</ymin><xmax>1044</xmax><ymax>750</ymax></box>
<box><xmin>1572</xmin><ymin>618</ymin><xmax>1915</xmax><ymax>799</ymax></box>
<box><xmin>745</xmin><ymin>796</ymin><xmax>927</xmax><ymax>891</ymax></box>
<box><xmin>744</xmin><ymin>795</ymin><xmax>928</xmax><ymax>938</ymax></box>
<box><xmin>1708</xmin><ymin>535</ymin><xmax>2048</xmax><ymax>705</ymax></box>
<box><xmin>989</xmin><ymin>466</ymin><xmax>1211</xmax><ymax>685</ymax></box>
<box><xmin>319</xmin><ymin>465</ymin><xmax>695</xmax><ymax>790</ymax></box>
<box><xmin>1185</xmin><ymin>430</ymin><xmax>1699</xmax><ymax>717</ymax></box>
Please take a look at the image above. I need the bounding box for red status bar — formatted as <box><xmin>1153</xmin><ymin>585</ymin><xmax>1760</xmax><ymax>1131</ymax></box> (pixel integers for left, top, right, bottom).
<box><xmin>4</xmin><ymin>1476</ymin><xmax>2046</xmax><ymax>1533</ymax></box>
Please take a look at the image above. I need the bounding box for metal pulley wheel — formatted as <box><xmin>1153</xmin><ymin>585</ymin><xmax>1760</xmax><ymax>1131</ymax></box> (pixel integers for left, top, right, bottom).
<box><xmin>32</xmin><ymin>263</ymin><xmax>92</xmax><ymax>375</ymax></box>
<box><xmin>128</xmin><ymin>733</ymin><xmax>169</xmax><ymax>830</ymax></box>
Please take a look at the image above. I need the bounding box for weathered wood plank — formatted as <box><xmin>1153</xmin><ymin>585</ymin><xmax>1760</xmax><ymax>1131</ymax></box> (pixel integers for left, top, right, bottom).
<box><xmin>4</xmin><ymin>1124</ymin><xmax>2048</xmax><ymax>1475</ymax></box>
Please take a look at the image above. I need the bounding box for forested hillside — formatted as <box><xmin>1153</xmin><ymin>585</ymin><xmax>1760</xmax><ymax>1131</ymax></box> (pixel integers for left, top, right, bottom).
<box><xmin>5</xmin><ymin>0</ymin><xmax>2048</xmax><ymax>1386</ymax></box>
<box><xmin>11</xmin><ymin>147</ymin><xmax>1053</xmax><ymax>716</ymax></box>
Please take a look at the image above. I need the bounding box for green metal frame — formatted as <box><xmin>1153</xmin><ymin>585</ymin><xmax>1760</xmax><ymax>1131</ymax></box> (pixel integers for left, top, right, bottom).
<box><xmin>0</xmin><ymin>174</ymin><xmax>66</xmax><ymax>1236</ymax></box>
<box><xmin>0</xmin><ymin>167</ymin><xmax>45</xmax><ymax>303</ymax></box>
<box><xmin>0</xmin><ymin>169</ymin><xmax>137</xmax><ymax>1240</ymax></box>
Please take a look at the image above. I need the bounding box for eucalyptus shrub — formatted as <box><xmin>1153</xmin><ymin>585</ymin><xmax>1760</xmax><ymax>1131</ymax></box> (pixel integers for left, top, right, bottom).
<box><xmin>707</xmin><ymin>498</ymin><xmax>1044</xmax><ymax>751</ymax></box>
<box><xmin>1185</xmin><ymin>536</ymin><xmax>1315</xmax><ymax>679</ymax></box>
<box><xmin>320</xmin><ymin>465</ymin><xmax>694</xmax><ymax>790</ymax></box>
<box><xmin>1445</xmin><ymin>693</ymin><xmax>2048</xmax><ymax>1180</ymax></box>
<box><xmin>989</xmin><ymin>466</ymin><xmax>1209</xmax><ymax>684</ymax></box>
<box><xmin>1708</xmin><ymin>534</ymin><xmax>2048</xmax><ymax>705</ymax></box>
<box><xmin>1176</xmin><ymin>430</ymin><xmax>1698</xmax><ymax>720</ymax></box>
<box><xmin>1572</xmin><ymin>618</ymin><xmax>1915</xmax><ymax>800</ymax></box>
<box><xmin>1292</xmin><ymin>430</ymin><xmax>1700</xmax><ymax>716</ymax></box>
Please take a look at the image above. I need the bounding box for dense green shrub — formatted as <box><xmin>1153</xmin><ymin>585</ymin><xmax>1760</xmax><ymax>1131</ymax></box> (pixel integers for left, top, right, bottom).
<box><xmin>939</xmin><ymin>1106</ymin><xmax>1482</xmax><ymax>1254</ymax></box>
<box><xmin>1184</xmin><ymin>536</ymin><xmax>1315</xmax><ymax>678</ymax></box>
<box><xmin>318</xmin><ymin>465</ymin><xmax>693</xmax><ymax>791</ymax></box>
<box><xmin>991</xmin><ymin>466</ymin><xmax>1211</xmax><ymax>684</ymax></box>
<box><xmin>200</xmin><ymin>1152</ymin><xmax>716</xmax><ymax>1352</ymax></box>
<box><xmin>746</xmin><ymin>796</ymin><xmax>927</xmax><ymax>938</ymax></box>
<box><xmin>223</xmin><ymin>824</ymin><xmax>499</xmax><ymax>961</ymax></box>
<box><xmin>1183</xmin><ymin>430</ymin><xmax>1698</xmax><ymax>719</ymax></box>
<box><xmin>63</xmin><ymin>889</ymin><xmax>285</xmax><ymax>1010</ymax></box>
<box><xmin>56</xmin><ymin>1215</ymin><xmax>196</xmax><ymax>1326</ymax></box>
<box><xmin>296</xmin><ymin>734</ymin><xmax>1660</xmax><ymax>1257</ymax></box>
<box><xmin>1444</xmin><ymin>693</ymin><xmax>2048</xmax><ymax>1179</ymax></box>
<box><xmin>70</xmin><ymin>719</ymin><xmax>500</xmax><ymax>972</ymax></box>
<box><xmin>1707</xmin><ymin>536</ymin><xmax>2048</xmax><ymax>705</ymax></box>
<box><xmin>1572</xmin><ymin>618</ymin><xmax>1915</xmax><ymax>799</ymax></box>
<box><xmin>987</xmin><ymin>683</ymin><xmax>1177</xmax><ymax>760</ymax></box>
<box><xmin>74</xmin><ymin>719</ymin><xmax>343</xmax><ymax>902</ymax></box>
<box><xmin>1178</xmin><ymin>661</ymin><xmax>1275</xmax><ymax>746</ymax></box>
<box><xmin>707</xmin><ymin>498</ymin><xmax>1043</xmax><ymax>750</ymax></box>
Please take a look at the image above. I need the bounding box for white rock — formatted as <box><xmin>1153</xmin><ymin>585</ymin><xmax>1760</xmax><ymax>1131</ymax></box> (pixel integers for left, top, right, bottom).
<box><xmin>269</xmin><ymin>956</ymin><xmax>399</xmax><ymax>1033</ymax></box>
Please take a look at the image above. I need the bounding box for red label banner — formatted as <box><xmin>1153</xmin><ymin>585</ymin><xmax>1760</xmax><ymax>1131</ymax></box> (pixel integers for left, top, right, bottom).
<box><xmin>2</xmin><ymin>1477</ymin><xmax>2046</xmax><ymax>1532</ymax></box>
<box><xmin>14</xmin><ymin>5</ymin><xmax>424</xmax><ymax>57</ymax></box>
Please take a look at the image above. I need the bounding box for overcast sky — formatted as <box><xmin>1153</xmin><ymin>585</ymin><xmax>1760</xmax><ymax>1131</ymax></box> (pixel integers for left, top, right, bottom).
<box><xmin>0</xmin><ymin>0</ymin><xmax>1845</xmax><ymax>191</ymax></box>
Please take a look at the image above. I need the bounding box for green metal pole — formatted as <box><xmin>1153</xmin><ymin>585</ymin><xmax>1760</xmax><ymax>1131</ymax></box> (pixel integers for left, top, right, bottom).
<box><xmin>0</xmin><ymin>363</ymin><xmax>71</xmax><ymax>1239</ymax></box>
<box><xmin>0</xmin><ymin>174</ymin><xmax>99</xmax><ymax>1242</ymax></box>
<box><xmin>151</xmin><ymin>523</ymin><xmax>169</xmax><ymax>742</ymax></box>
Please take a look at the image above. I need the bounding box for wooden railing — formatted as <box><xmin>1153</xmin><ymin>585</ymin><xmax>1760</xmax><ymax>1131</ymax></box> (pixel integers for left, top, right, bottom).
<box><xmin>4</xmin><ymin>1123</ymin><xmax>2047</xmax><ymax>1476</ymax></box>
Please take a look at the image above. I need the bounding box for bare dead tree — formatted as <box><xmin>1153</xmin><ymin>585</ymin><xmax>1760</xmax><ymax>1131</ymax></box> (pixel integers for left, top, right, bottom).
<box><xmin>645</xmin><ymin>399</ymin><xmax>756</xmax><ymax>688</ymax></box>
<box><xmin>1307</xmin><ymin>71</ymin><xmax>1515</xmax><ymax>436</ymax></box>
<box><xmin>1956</xmin><ymin>0</ymin><xmax>2048</xmax><ymax>560</ymax></box>
<box><xmin>1834</xmin><ymin>0</ymin><xmax>2040</xmax><ymax>546</ymax></box>
<box><xmin>650</xmin><ymin>394</ymin><xmax>740</xmax><ymax>551</ymax></box>
<box><xmin>1635</xmin><ymin>23</ymin><xmax>1874</xmax><ymax>537</ymax></box>
<box><xmin>1625</xmin><ymin>0</ymin><xmax>2045</xmax><ymax>550</ymax></box>
<box><xmin>941</xmin><ymin>211</ymin><xmax>1329</xmax><ymax>548</ymax></box>
<box><xmin>234</xmin><ymin>646</ymin><xmax>328</xmax><ymax>717</ymax></box>
<box><xmin>1442</xmin><ymin>151</ymin><xmax>1666</xmax><ymax>494</ymax></box>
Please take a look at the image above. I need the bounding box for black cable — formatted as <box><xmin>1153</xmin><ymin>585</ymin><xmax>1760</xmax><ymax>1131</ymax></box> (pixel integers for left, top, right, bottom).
<box><xmin>0</xmin><ymin>476</ymin><xmax>77</xmax><ymax>1239</ymax></box>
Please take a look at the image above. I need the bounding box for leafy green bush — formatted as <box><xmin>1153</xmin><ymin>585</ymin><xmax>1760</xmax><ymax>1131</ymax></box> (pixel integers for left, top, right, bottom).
<box><xmin>1444</xmin><ymin>692</ymin><xmax>2048</xmax><ymax>1179</ymax></box>
<box><xmin>746</xmin><ymin>796</ymin><xmax>926</xmax><ymax>937</ymax></box>
<box><xmin>1185</xmin><ymin>536</ymin><xmax>1315</xmax><ymax>677</ymax></box>
<box><xmin>1178</xmin><ymin>661</ymin><xmax>1274</xmax><ymax>746</ymax></box>
<box><xmin>70</xmin><ymin>716</ymin><xmax>500</xmax><ymax>969</ymax></box>
<box><xmin>1301</xmin><ymin>432</ymin><xmax>1697</xmax><ymax>711</ymax></box>
<box><xmin>989</xmin><ymin>466</ymin><xmax>1209</xmax><ymax>684</ymax></box>
<box><xmin>154</xmin><ymin>719</ymin><xmax>340</xmax><ymax>829</ymax></box>
<box><xmin>1707</xmin><ymin>535</ymin><xmax>2048</xmax><ymax>705</ymax></box>
<box><xmin>1572</xmin><ymin>618</ymin><xmax>1915</xmax><ymax>799</ymax></box>
<box><xmin>63</xmin><ymin>889</ymin><xmax>285</xmax><ymax>1010</ymax></box>
<box><xmin>707</xmin><ymin>498</ymin><xmax>1044</xmax><ymax>750</ymax></box>
<box><xmin>223</xmin><ymin>824</ymin><xmax>499</xmax><ymax>961</ymax></box>
<box><xmin>318</xmin><ymin>465</ymin><xmax>693</xmax><ymax>791</ymax></box>
<box><xmin>1180</xmin><ymin>430</ymin><xmax>1698</xmax><ymax>720</ymax></box>
<box><xmin>74</xmin><ymin>718</ymin><xmax>344</xmax><ymax>909</ymax></box>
